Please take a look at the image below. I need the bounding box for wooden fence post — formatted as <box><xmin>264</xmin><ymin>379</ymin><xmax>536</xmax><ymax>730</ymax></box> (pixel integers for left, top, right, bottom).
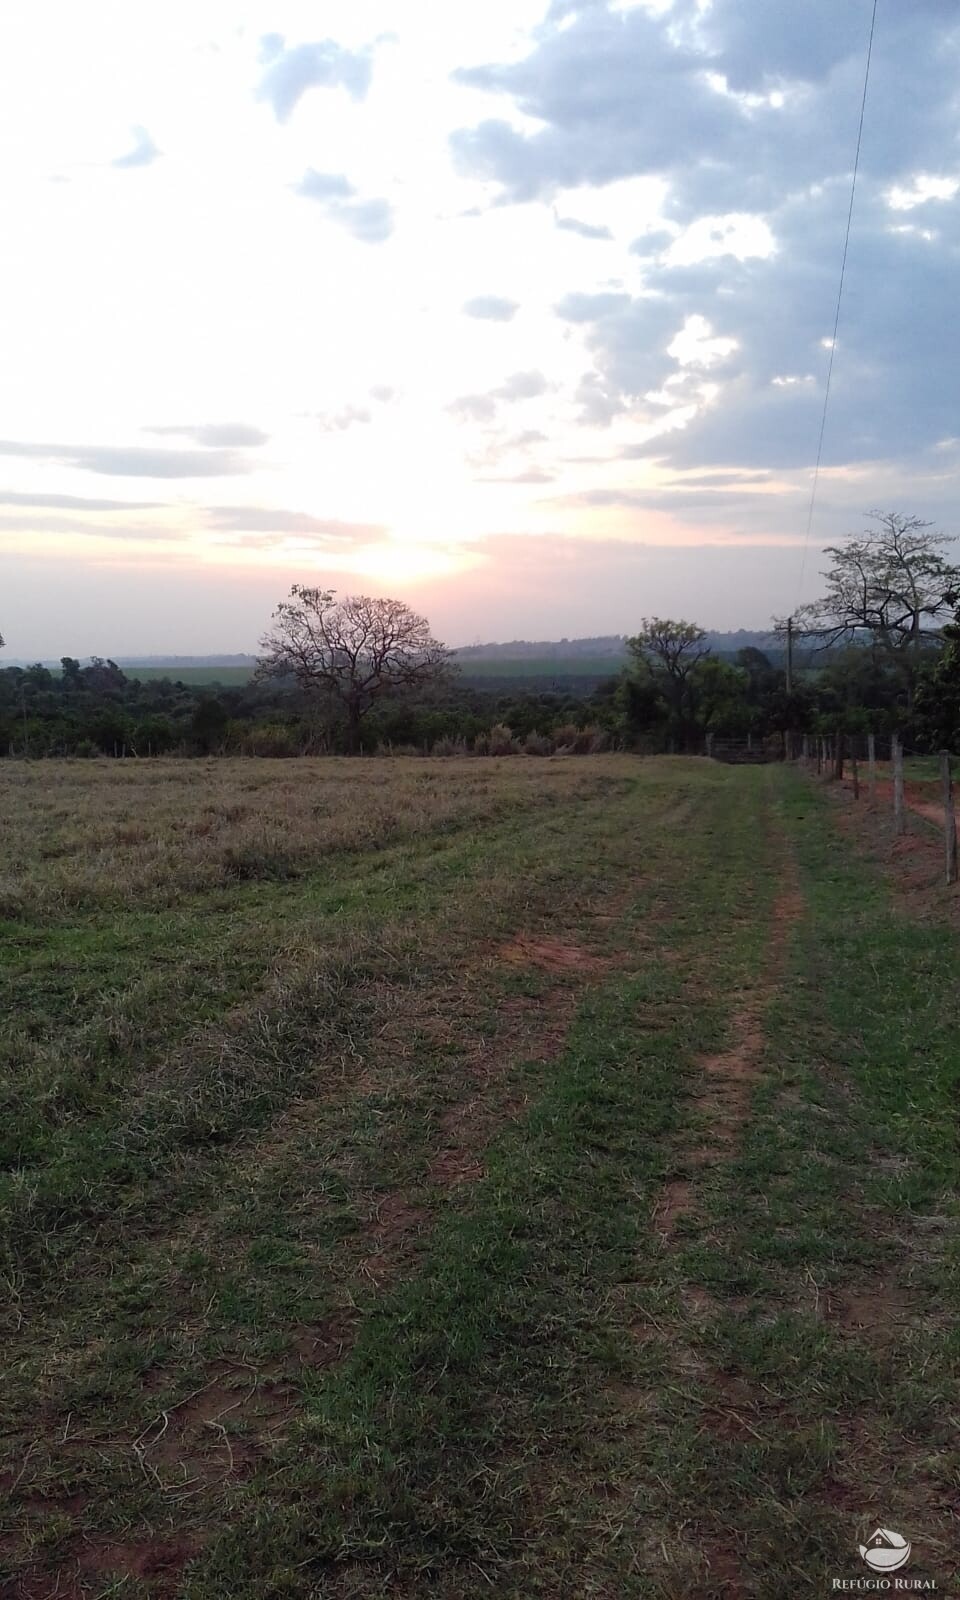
<box><xmin>834</xmin><ymin>733</ymin><xmax>844</xmax><ymax>782</ymax></box>
<box><xmin>942</xmin><ymin>750</ymin><xmax>958</xmax><ymax>886</ymax></box>
<box><xmin>867</xmin><ymin>731</ymin><xmax>876</xmax><ymax>802</ymax></box>
<box><xmin>892</xmin><ymin>733</ymin><xmax>905</xmax><ymax>835</ymax></box>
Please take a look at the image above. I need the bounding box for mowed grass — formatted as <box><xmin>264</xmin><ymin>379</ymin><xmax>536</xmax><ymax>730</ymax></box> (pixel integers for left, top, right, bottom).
<box><xmin>1</xmin><ymin>756</ymin><xmax>958</xmax><ymax>1598</ymax></box>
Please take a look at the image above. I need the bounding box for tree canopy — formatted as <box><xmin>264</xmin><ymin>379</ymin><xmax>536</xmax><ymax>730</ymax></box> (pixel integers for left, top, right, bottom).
<box><xmin>784</xmin><ymin>511</ymin><xmax>960</xmax><ymax>702</ymax></box>
<box><xmin>258</xmin><ymin>587</ymin><xmax>452</xmax><ymax>750</ymax></box>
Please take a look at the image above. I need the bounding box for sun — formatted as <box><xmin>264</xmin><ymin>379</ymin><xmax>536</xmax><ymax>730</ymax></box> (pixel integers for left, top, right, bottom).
<box><xmin>347</xmin><ymin>539</ymin><xmax>475</xmax><ymax>585</ymax></box>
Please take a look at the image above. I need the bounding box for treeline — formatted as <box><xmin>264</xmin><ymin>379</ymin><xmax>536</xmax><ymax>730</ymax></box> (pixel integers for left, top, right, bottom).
<box><xmin>0</xmin><ymin>656</ymin><xmax>624</xmax><ymax>758</ymax></box>
<box><xmin>0</xmin><ymin>638</ymin><xmax>952</xmax><ymax>759</ymax></box>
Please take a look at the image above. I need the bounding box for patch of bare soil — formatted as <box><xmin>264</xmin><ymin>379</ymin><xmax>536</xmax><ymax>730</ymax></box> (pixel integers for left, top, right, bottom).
<box><xmin>699</xmin><ymin>1540</ymin><xmax>747</xmax><ymax>1598</ymax></box>
<box><xmin>654</xmin><ymin>880</ymin><xmax>804</xmax><ymax>1245</ymax></box>
<box><xmin>75</xmin><ymin>1532</ymin><xmax>202</xmax><ymax>1585</ymax></box>
<box><xmin>497</xmin><ymin>936</ymin><xmax>612</xmax><ymax>973</ymax></box>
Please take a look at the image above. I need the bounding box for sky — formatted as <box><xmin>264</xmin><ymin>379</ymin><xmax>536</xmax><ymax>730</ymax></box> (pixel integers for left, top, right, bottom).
<box><xmin>2</xmin><ymin>0</ymin><xmax>959</xmax><ymax>656</ymax></box>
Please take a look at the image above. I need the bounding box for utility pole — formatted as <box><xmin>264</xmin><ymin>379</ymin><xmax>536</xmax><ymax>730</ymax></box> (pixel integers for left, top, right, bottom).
<box><xmin>785</xmin><ymin>615</ymin><xmax>794</xmax><ymax>761</ymax></box>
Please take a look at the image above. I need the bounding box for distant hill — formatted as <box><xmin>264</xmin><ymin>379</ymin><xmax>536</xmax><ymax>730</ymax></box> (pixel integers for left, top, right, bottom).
<box><xmin>453</xmin><ymin>636</ymin><xmax>628</xmax><ymax>660</ymax></box>
<box><xmin>113</xmin><ymin>654</ymin><xmax>261</xmax><ymax>668</ymax></box>
<box><xmin>452</xmin><ymin>631</ymin><xmax>781</xmax><ymax>661</ymax></box>
<box><xmin>6</xmin><ymin>634</ymin><xmax>785</xmax><ymax>673</ymax></box>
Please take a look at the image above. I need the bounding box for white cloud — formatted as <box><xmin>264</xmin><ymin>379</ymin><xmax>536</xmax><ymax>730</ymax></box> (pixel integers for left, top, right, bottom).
<box><xmin>886</xmin><ymin>173</ymin><xmax>959</xmax><ymax>211</ymax></box>
<box><xmin>257</xmin><ymin>37</ymin><xmax>373</xmax><ymax>122</ymax></box>
<box><xmin>667</xmin><ymin>315</ymin><xmax>738</xmax><ymax>369</ymax></box>
<box><xmin>112</xmin><ymin>125</ymin><xmax>161</xmax><ymax>169</ymax></box>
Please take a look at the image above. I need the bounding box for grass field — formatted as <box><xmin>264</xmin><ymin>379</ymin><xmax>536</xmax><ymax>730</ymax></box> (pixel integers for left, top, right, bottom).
<box><xmin>114</xmin><ymin>667</ymin><xmax>256</xmax><ymax>686</ymax></box>
<box><xmin>1</xmin><ymin>755</ymin><xmax>958</xmax><ymax>1597</ymax></box>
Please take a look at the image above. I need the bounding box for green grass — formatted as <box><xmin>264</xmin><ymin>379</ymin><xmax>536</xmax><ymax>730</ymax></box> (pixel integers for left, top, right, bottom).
<box><xmin>2</xmin><ymin>756</ymin><xmax>958</xmax><ymax>1598</ymax></box>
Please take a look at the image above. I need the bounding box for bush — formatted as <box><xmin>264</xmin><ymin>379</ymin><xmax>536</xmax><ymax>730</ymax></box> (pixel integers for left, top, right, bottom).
<box><xmin>237</xmin><ymin>724</ymin><xmax>298</xmax><ymax>757</ymax></box>
<box><xmin>523</xmin><ymin>729</ymin><xmax>554</xmax><ymax>756</ymax></box>
<box><xmin>487</xmin><ymin>723</ymin><xmax>519</xmax><ymax>756</ymax></box>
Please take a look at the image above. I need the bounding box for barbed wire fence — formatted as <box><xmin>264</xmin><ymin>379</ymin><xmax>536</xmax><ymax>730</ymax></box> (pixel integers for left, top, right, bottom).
<box><xmin>793</xmin><ymin>731</ymin><xmax>958</xmax><ymax>887</ymax></box>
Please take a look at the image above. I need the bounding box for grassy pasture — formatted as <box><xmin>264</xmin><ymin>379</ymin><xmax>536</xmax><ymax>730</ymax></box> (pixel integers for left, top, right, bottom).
<box><xmin>1</xmin><ymin>755</ymin><xmax>958</xmax><ymax>1597</ymax></box>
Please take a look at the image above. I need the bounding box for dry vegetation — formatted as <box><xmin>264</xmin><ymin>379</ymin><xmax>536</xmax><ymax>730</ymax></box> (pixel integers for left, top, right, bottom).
<box><xmin>1</xmin><ymin>755</ymin><xmax>958</xmax><ymax>1598</ymax></box>
<box><xmin>0</xmin><ymin>756</ymin><xmax>612</xmax><ymax>919</ymax></box>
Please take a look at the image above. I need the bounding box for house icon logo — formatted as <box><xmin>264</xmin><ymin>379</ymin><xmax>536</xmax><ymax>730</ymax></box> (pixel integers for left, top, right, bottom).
<box><xmin>858</xmin><ymin>1528</ymin><xmax>912</xmax><ymax>1573</ymax></box>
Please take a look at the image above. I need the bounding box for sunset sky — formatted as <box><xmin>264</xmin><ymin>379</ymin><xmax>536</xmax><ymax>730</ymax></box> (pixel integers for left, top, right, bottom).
<box><xmin>2</xmin><ymin>0</ymin><xmax>959</xmax><ymax>657</ymax></box>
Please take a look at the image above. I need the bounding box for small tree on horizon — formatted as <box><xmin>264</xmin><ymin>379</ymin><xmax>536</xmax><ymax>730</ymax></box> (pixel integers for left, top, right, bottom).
<box><xmin>257</xmin><ymin>586</ymin><xmax>452</xmax><ymax>752</ymax></box>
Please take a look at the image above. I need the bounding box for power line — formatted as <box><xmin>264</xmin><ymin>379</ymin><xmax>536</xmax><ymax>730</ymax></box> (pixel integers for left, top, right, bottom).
<box><xmin>796</xmin><ymin>0</ymin><xmax>879</xmax><ymax>605</ymax></box>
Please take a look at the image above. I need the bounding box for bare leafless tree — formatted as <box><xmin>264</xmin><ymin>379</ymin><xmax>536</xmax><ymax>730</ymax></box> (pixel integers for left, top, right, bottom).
<box><xmin>258</xmin><ymin>587</ymin><xmax>452</xmax><ymax>751</ymax></box>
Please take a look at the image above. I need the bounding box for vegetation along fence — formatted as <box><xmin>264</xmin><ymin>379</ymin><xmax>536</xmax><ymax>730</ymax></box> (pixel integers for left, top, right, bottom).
<box><xmin>794</xmin><ymin>732</ymin><xmax>959</xmax><ymax>887</ymax></box>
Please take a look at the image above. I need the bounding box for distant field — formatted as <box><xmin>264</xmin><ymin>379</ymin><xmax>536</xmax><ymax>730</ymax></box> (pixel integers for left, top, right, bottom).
<box><xmin>1</xmin><ymin>756</ymin><xmax>957</xmax><ymax>1596</ymax></box>
<box><xmin>114</xmin><ymin>657</ymin><xmax>627</xmax><ymax>686</ymax></box>
<box><xmin>454</xmin><ymin>653</ymin><xmax>625</xmax><ymax>679</ymax></box>
<box><xmin>118</xmin><ymin>665</ymin><xmax>256</xmax><ymax>685</ymax></box>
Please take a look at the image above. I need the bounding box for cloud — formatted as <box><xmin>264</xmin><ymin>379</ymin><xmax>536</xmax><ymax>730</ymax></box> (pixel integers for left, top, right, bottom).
<box><xmin>0</xmin><ymin>491</ymin><xmax>163</xmax><ymax>510</ymax></box>
<box><xmin>318</xmin><ymin>406</ymin><xmax>372</xmax><ymax>431</ymax></box>
<box><xmin>450</xmin><ymin>2</ymin><xmax>960</xmax><ymax>222</ymax></box>
<box><xmin>0</xmin><ymin>441</ymin><xmax>251</xmax><ymax>477</ymax></box>
<box><xmin>555</xmin><ymin>215</ymin><xmax>613</xmax><ymax>240</ymax></box>
<box><xmin>448</xmin><ymin>393</ymin><xmax>499</xmax><ymax>424</ymax></box>
<box><xmin>296</xmin><ymin>169</ymin><xmax>394</xmax><ymax>242</ymax></box>
<box><xmin>112</xmin><ymin>126</ymin><xmax>160</xmax><ymax>169</ymax></box>
<box><xmin>0</xmin><ymin>514</ymin><xmax>185</xmax><ymax>540</ymax></box>
<box><xmin>257</xmin><ymin>38</ymin><xmax>372</xmax><ymax>122</ymax></box>
<box><xmin>205</xmin><ymin>507</ymin><xmax>386</xmax><ymax>543</ymax></box>
<box><xmin>494</xmin><ymin>370</ymin><xmax>548</xmax><ymax>401</ymax></box>
<box><xmin>144</xmin><ymin>423</ymin><xmax>269</xmax><ymax>447</ymax></box>
<box><xmin>555</xmin><ymin>291</ymin><xmax>632</xmax><ymax>323</ymax></box>
<box><xmin>448</xmin><ymin>370</ymin><xmax>549</xmax><ymax>425</ymax></box>
<box><xmin>462</xmin><ymin>295</ymin><xmax>519</xmax><ymax>321</ymax></box>
<box><xmin>475</xmin><ymin>468</ymin><xmax>555</xmax><ymax>484</ymax></box>
<box><xmin>296</xmin><ymin>170</ymin><xmax>355</xmax><ymax>201</ymax></box>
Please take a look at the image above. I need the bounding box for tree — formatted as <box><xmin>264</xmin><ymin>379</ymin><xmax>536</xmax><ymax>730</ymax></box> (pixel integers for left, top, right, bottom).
<box><xmin>914</xmin><ymin>603</ymin><xmax>960</xmax><ymax>750</ymax></box>
<box><xmin>690</xmin><ymin>656</ymin><xmax>751</xmax><ymax>736</ymax></box>
<box><xmin>783</xmin><ymin>511</ymin><xmax>960</xmax><ymax>706</ymax></box>
<box><xmin>258</xmin><ymin>587</ymin><xmax>452</xmax><ymax>752</ymax></box>
<box><xmin>191</xmin><ymin>694</ymin><xmax>229</xmax><ymax>754</ymax></box>
<box><xmin>626</xmin><ymin>618</ymin><xmax>710</xmax><ymax>749</ymax></box>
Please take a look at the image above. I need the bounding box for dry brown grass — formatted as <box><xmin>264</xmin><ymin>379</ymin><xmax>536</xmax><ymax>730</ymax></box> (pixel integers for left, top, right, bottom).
<box><xmin>0</xmin><ymin>755</ymin><xmax>622</xmax><ymax>919</ymax></box>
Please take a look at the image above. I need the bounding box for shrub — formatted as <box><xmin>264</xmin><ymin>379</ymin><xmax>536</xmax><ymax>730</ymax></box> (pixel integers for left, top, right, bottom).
<box><xmin>238</xmin><ymin>724</ymin><xmax>298</xmax><ymax>757</ymax></box>
<box><xmin>523</xmin><ymin>730</ymin><xmax>554</xmax><ymax>756</ymax></box>
<box><xmin>488</xmin><ymin>723</ymin><xmax>519</xmax><ymax>756</ymax></box>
